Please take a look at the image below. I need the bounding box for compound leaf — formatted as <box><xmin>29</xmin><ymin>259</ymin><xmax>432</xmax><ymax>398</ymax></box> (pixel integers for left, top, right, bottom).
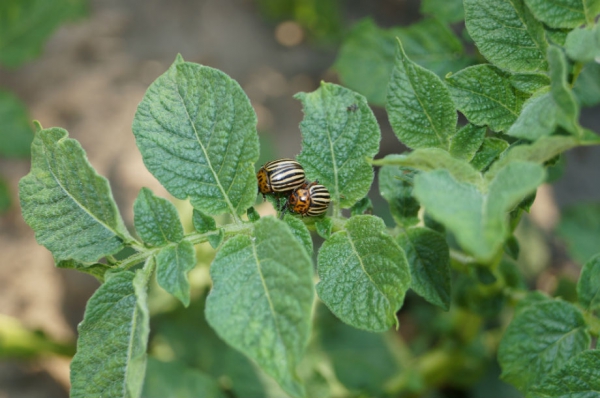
<box><xmin>133</xmin><ymin>187</ymin><xmax>183</xmax><ymax>246</ymax></box>
<box><xmin>205</xmin><ymin>216</ymin><xmax>314</xmax><ymax>398</ymax></box>
<box><xmin>296</xmin><ymin>82</ymin><xmax>380</xmax><ymax>209</ymax></box>
<box><xmin>446</xmin><ymin>64</ymin><xmax>525</xmax><ymax>132</ymax></box>
<box><xmin>0</xmin><ymin>89</ymin><xmax>33</xmax><ymax>157</ymax></box>
<box><xmin>498</xmin><ymin>299</ymin><xmax>590</xmax><ymax>391</ymax></box>
<box><xmin>527</xmin><ymin>350</ymin><xmax>600</xmax><ymax>398</ymax></box>
<box><xmin>283</xmin><ymin>214</ymin><xmax>314</xmax><ymax>257</ymax></box>
<box><xmin>316</xmin><ymin>215</ymin><xmax>411</xmax><ymax>332</ymax></box>
<box><xmin>398</xmin><ymin>227</ymin><xmax>451</xmax><ymax>310</ymax></box>
<box><xmin>155</xmin><ymin>240</ymin><xmax>196</xmax><ymax>307</ymax></box>
<box><xmin>387</xmin><ymin>39</ymin><xmax>457</xmax><ymax>150</ymax></box>
<box><xmin>524</xmin><ymin>0</ymin><xmax>600</xmax><ymax>28</ymax></box>
<box><xmin>413</xmin><ymin>162</ymin><xmax>544</xmax><ymax>262</ymax></box>
<box><xmin>70</xmin><ymin>265</ymin><xmax>152</xmax><ymax>398</ymax></box>
<box><xmin>19</xmin><ymin>127</ymin><xmax>130</xmax><ymax>263</ymax></box>
<box><xmin>464</xmin><ymin>0</ymin><xmax>548</xmax><ymax>73</ymax></box>
<box><xmin>132</xmin><ymin>55</ymin><xmax>259</xmax><ymax>218</ymax></box>
<box><xmin>577</xmin><ymin>253</ymin><xmax>600</xmax><ymax>312</ymax></box>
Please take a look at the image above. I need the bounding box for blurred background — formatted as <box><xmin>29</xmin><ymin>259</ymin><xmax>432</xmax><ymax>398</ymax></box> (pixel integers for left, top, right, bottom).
<box><xmin>1</xmin><ymin>0</ymin><xmax>599</xmax><ymax>397</ymax></box>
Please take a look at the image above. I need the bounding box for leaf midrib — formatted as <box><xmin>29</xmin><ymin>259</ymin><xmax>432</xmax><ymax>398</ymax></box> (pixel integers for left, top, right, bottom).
<box><xmin>176</xmin><ymin>75</ymin><xmax>240</xmax><ymax>221</ymax></box>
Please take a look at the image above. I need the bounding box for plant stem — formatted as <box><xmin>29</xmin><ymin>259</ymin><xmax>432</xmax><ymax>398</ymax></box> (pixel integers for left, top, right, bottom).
<box><xmin>0</xmin><ymin>314</ymin><xmax>75</xmax><ymax>358</ymax></box>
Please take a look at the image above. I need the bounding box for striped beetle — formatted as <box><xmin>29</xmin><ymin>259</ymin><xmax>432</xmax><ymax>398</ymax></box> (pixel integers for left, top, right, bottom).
<box><xmin>257</xmin><ymin>159</ymin><xmax>306</xmax><ymax>199</ymax></box>
<box><xmin>286</xmin><ymin>181</ymin><xmax>331</xmax><ymax>217</ymax></box>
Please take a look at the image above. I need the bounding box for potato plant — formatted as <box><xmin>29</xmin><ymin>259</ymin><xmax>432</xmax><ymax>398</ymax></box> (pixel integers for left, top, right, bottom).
<box><xmin>18</xmin><ymin>0</ymin><xmax>600</xmax><ymax>397</ymax></box>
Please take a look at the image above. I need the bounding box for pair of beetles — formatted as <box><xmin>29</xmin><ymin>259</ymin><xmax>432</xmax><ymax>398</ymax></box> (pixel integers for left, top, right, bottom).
<box><xmin>257</xmin><ymin>159</ymin><xmax>331</xmax><ymax>217</ymax></box>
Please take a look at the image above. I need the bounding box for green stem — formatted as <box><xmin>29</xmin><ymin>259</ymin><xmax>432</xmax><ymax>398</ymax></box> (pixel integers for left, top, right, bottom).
<box><xmin>0</xmin><ymin>314</ymin><xmax>75</xmax><ymax>358</ymax></box>
<box><xmin>118</xmin><ymin>222</ymin><xmax>254</xmax><ymax>270</ymax></box>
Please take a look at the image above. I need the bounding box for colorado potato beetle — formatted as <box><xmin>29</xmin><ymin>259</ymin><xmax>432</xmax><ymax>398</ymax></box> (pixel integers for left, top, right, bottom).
<box><xmin>287</xmin><ymin>181</ymin><xmax>331</xmax><ymax>217</ymax></box>
<box><xmin>257</xmin><ymin>159</ymin><xmax>306</xmax><ymax>199</ymax></box>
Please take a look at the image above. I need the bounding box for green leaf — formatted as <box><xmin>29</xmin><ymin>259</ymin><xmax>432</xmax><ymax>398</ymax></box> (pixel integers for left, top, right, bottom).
<box><xmin>317</xmin><ymin>307</ymin><xmax>401</xmax><ymax>396</ymax></box>
<box><xmin>132</xmin><ymin>55</ymin><xmax>259</xmax><ymax>218</ymax></box>
<box><xmin>283</xmin><ymin>214</ymin><xmax>314</xmax><ymax>257</ymax></box>
<box><xmin>143</xmin><ymin>358</ymin><xmax>225</xmax><ymax>398</ymax></box>
<box><xmin>207</xmin><ymin>229</ymin><xmax>224</xmax><ymax>249</ymax></box>
<box><xmin>296</xmin><ymin>82</ymin><xmax>380</xmax><ymax>209</ymax></box>
<box><xmin>527</xmin><ymin>350</ymin><xmax>600</xmax><ymax>398</ymax></box>
<box><xmin>446</xmin><ymin>65</ymin><xmax>525</xmax><ymax>132</ymax></box>
<box><xmin>192</xmin><ymin>208</ymin><xmax>216</xmax><ymax>233</ymax></box>
<box><xmin>420</xmin><ymin>0</ymin><xmax>464</xmax><ymax>23</ymax></box>
<box><xmin>486</xmin><ymin>135</ymin><xmax>579</xmax><ymax>181</ymax></box>
<box><xmin>378</xmin><ymin>156</ymin><xmax>420</xmax><ymax>227</ymax></box>
<box><xmin>205</xmin><ymin>216</ymin><xmax>314</xmax><ymax>398</ymax></box>
<box><xmin>557</xmin><ymin>203</ymin><xmax>600</xmax><ymax>265</ymax></box>
<box><xmin>57</xmin><ymin>260</ymin><xmax>110</xmax><ymax>283</ymax></box>
<box><xmin>507</xmin><ymin>90</ymin><xmax>557</xmax><ymax>140</ymax></box>
<box><xmin>524</xmin><ymin>0</ymin><xmax>600</xmax><ymax>28</ymax></box>
<box><xmin>350</xmin><ymin>197</ymin><xmax>373</xmax><ymax>216</ymax></box>
<box><xmin>398</xmin><ymin>227</ymin><xmax>451</xmax><ymax>310</ymax></box>
<box><xmin>464</xmin><ymin>0</ymin><xmax>548</xmax><ymax>73</ymax></box>
<box><xmin>449</xmin><ymin>123</ymin><xmax>486</xmax><ymax>161</ymax></box>
<box><xmin>413</xmin><ymin>162</ymin><xmax>545</xmax><ymax>262</ymax></box>
<box><xmin>387</xmin><ymin>39</ymin><xmax>457</xmax><ymax>150</ymax></box>
<box><xmin>498</xmin><ymin>299</ymin><xmax>590</xmax><ymax>391</ymax></box>
<box><xmin>70</xmin><ymin>265</ymin><xmax>152</xmax><ymax>398</ymax></box>
<box><xmin>470</xmin><ymin>137</ymin><xmax>509</xmax><ymax>171</ymax></box>
<box><xmin>548</xmin><ymin>45</ymin><xmax>579</xmax><ymax>134</ymax></box>
<box><xmin>0</xmin><ymin>0</ymin><xmax>86</xmax><ymax>68</ymax></box>
<box><xmin>509</xmin><ymin>73</ymin><xmax>550</xmax><ymax>94</ymax></box>
<box><xmin>246</xmin><ymin>206</ymin><xmax>260</xmax><ymax>222</ymax></box>
<box><xmin>334</xmin><ymin>18</ymin><xmax>468</xmax><ymax>106</ymax></box>
<box><xmin>565</xmin><ymin>24</ymin><xmax>600</xmax><ymax>63</ymax></box>
<box><xmin>374</xmin><ymin>148</ymin><xmax>483</xmax><ymax>186</ymax></box>
<box><xmin>0</xmin><ymin>89</ymin><xmax>34</xmax><ymax>157</ymax></box>
<box><xmin>577</xmin><ymin>253</ymin><xmax>600</xmax><ymax>312</ymax></box>
<box><xmin>19</xmin><ymin>127</ymin><xmax>130</xmax><ymax>263</ymax></box>
<box><xmin>155</xmin><ymin>240</ymin><xmax>196</xmax><ymax>307</ymax></box>
<box><xmin>315</xmin><ymin>217</ymin><xmax>333</xmax><ymax>240</ymax></box>
<box><xmin>133</xmin><ymin>188</ymin><xmax>183</xmax><ymax>246</ymax></box>
<box><xmin>574</xmin><ymin>62</ymin><xmax>600</xmax><ymax>107</ymax></box>
<box><xmin>316</xmin><ymin>215</ymin><xmax>411</xmax><ymax>332</ymax></box>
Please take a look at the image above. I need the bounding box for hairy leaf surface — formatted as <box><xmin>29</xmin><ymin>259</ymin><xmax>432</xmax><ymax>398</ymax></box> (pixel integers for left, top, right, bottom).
<box><xmin>414</xmin><ymin>162</ymin><xmax>544</xmax><ymax>262</ymax></box>
<box><xmin>464</xmin><ymin>0</ymin><xmax>548</xmax><ymax>73</ymax></box>
<box><xmin>155</xmin><ymin>240</ymin><xmax>196</xmax><ymax>307</ymax></box>
<box><xmin>133</xmin><ymin>187</ymin><xmax>183</xmax><ymax>246</ymax></box>
<box><xmin>387</xmin><ymin>40</ymin><xmax>457</xmax><ymax>149</ymax></box>
<box><xmin>19</xmin><ymin>127</ymin><xmax>130</xmax><ymax>262</ymax></box>
<box><xmin>378</xmin><ymin>156</ymin><xmax>420</xmax><ymax>227</ymax></box>
<box><xmin>205</xmin><ymin>217</ymin><xmax>314</xmax><ymax>398</ymax></box>
<box><xmin>448</xmin><ymin>124</ymin><xmax>486</xmax><ymax>161</ymax></box>
<box><xmin>70</xmin><ymin>266</ymin><xmax>151</xmax><ymax>398</ymax></box>
<box><xmin>398</xmin><ymin>227</ymin><xmax>451</xmax><ymax>310</ymax></box>
<box><xmin>334</xmin><ymin>18</ymin><xmax>467</xmax><ymax>105</ymax></box>
<box><xmin>296</xmin><ymin>82</ymin><xmax>380</xmax><ymax>209</ymax></box>
<box><xmin>316</xmin><ymin>215</ymin><xmax>411</xmax><ymax>332</ymax></box>
<box><xmin>498</xmin><ymin>299</ymin><xmax>590</xmax><ymax>391</ymax></box>
<box><xmin>132</xmin><ymin>55</ymin><xmax>259</xmax><ymax>217</ymax></box>
<box><xmin>577</xmin><ymin>254</ymin><xmax>600</xmax><ymax>312</ymax></box>
<box><xmin>527</xmin><ymin>350</ymin><xmax>600</xmax><ymax>398</ymax></box>
<box><xmin>446</xmin><ymin>65</ymin><xmax>525</xmax><ymax>132</ymax></box>
<box><xmin>524</xmin><ymin>0</ymin><xmax>600</xmax><ymax>28</ymax></box>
